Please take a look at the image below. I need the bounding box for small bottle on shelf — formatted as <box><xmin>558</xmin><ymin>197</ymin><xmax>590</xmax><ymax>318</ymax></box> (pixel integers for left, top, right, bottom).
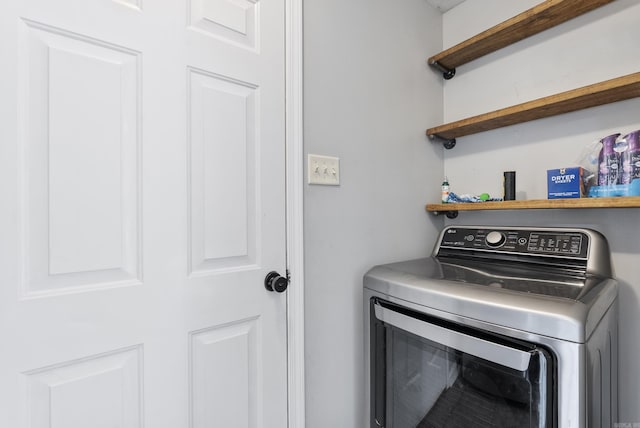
<box><xmin>441</xmin><ymin>177</ymin><xmax>450</xmax><ymax>203</ymax></box>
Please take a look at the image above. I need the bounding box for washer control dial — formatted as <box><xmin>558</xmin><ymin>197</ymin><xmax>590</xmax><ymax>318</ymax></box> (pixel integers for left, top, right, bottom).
<box><xmin>485</xmin><ymin>231</ymin><xmax>506</xmax><ymax>247</ymax></box>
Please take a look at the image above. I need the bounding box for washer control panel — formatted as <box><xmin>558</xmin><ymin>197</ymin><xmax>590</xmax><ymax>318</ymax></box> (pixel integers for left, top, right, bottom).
<box><xmin>438</xmin><ymin>227</ymin><xmax>588</xmax><ymax>258</ymax></box>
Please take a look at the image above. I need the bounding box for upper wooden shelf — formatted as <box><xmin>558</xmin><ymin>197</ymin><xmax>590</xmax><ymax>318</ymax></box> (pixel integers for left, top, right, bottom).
<box><xmin>426</xmin><ymin>71</ymin><xmax>640</xmax><ymax>143</ymax></box>
<box><xmin>428</xmin><ymin>0</ymin><xmax>614</xmax><ymax>79</ymax></box>
<box><xmin>426</xmin><ymin>196</ymin><xmax>640</xmax><ymax>216</ymax></box>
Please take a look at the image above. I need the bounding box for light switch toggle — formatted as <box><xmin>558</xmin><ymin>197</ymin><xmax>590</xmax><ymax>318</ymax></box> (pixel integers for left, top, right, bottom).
<box><xmin>308</xmin><ymin>154</ymin><xmax>340</xmax><ymax>185</ymax></box>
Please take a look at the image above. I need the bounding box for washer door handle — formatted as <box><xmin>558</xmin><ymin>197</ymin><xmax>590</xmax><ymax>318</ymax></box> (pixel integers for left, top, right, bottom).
<box><xmin>374</xmin><ymin>303</ymin><xmax>532</xmax><ymax>371</ymax></box>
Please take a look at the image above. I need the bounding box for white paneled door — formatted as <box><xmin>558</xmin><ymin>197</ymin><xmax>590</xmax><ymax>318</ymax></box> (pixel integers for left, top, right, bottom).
<box><xmin>0</xmin><ymin>0</ymin><xmax>288</xmax><ymax>427</ymax></box>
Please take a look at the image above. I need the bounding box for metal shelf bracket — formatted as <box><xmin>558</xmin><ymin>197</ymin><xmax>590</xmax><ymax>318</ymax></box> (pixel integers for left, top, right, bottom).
<box><xmin>429</xmin><ymin>61</ymin><xmax>456</xmax><ymax>80</ymax></box>
<box><xmin>429</xmin><ymin>134</ymin><xmax>456</xmax><ymax>150</ymax></box>
<box><xmin>431</xmin><ymin>210</ymin><xmax>459</xmax><ymax>219</ymax></box>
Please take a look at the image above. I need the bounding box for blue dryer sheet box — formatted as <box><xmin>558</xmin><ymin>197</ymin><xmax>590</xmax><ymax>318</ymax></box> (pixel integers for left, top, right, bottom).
<box><xmin>547</xmin><ymin>167</ymin><xmax>584</xmax><ymax>199</ymax></box>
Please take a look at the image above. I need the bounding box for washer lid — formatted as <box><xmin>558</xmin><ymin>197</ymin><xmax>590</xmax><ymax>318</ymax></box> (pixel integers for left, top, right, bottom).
<box><xmin>436</xmin><ymin>256</ymin><xmax>590</xmax><ymax>300</ymax></box>
<box><xmin>364</xmin><ymin>257</ymin><xmax>617</xmax><ymax>343</ymax></box>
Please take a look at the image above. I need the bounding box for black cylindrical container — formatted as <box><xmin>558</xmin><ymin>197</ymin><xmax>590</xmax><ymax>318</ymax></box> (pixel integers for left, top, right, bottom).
<box><xmin>503</xmin><ymin>171</ymin><xmax>516</xmax><ymax>200</ymax></box>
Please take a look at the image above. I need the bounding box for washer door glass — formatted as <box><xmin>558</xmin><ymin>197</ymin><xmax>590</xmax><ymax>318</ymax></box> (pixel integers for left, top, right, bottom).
<box><xmin>370</xmin><ymin>299</ymin><xmax>554</xmax><ymax>428</ymax></box>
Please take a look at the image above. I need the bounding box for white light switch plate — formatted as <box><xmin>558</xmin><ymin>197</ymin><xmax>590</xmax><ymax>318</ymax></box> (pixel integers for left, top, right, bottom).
<box><xmin>308</xmin><ymin>154</ymin><xmax>340</xmax><ymax>185</ymax></box>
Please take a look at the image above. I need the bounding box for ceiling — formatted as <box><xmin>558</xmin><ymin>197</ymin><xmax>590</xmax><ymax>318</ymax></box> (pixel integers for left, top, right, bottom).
<box><xmin>425</xmin><ymin>0</ymin><xmax>466</xmax><ymax>12</ymax></box>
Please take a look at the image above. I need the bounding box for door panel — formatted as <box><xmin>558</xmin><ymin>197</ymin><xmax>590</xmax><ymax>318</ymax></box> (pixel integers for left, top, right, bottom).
<box><xmin>190</xmin><ymin>318</ymin><xmax>258</xmax><ymax>428</ymax></box>
<box><xmin>0</xmin><ymin>0</ymin><xmax>287</xmax><ymax>426</ymax></box>
<box><xmin>25</xmin><ymin>346</ymin><xmax>143</xmax><ymax>428</ymax></box>
<box><xmin>187</xmin><ymin>68</ymin><xmax>258</xmax><ymax>273</ymax></box>
<box><xmin>188</xmin><ymin>0</ymin><xmax>259</xmax><ymax>50</ymax></box>
<box><xmin>21</xmin><ymin>19</ymin><xmax>141</xmax><ymax>295</ymax></box>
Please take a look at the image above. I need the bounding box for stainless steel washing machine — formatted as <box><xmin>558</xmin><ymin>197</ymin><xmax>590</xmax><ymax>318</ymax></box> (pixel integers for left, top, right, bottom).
<box><xmin>364</xmin><ymin>226</ymin><xmax>618</xmax><ymax>428</ymax></box>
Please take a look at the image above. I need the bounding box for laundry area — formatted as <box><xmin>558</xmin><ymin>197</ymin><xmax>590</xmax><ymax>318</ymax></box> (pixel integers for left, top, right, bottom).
<box><xmin>1</xmin><ymin>0</ymin><xmax>639</xmax><ymax>427</ymax></box>
<box><xmin>304</xmin><ymin>0</ymin><xmax>640</xmax><ymax>427</ymax></box>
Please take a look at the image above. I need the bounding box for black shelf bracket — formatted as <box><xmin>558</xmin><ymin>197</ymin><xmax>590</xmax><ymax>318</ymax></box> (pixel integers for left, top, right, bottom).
<box><xmin>429</xmin><ymin>134</ymin><xmax>456</xmax><ymax>150</ymax></box>
<box><xmin>430</xmin><ymin>61</ymin><xmax>456</xmax><ymax>80</ymax></box>
<box><xmin>431</xmin><ymin>210</ymin><xmax>459</xmax><ymax>219</ymax></box>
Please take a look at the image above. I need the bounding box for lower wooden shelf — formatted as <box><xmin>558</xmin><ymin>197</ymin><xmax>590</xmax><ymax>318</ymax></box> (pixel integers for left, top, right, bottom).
<box><xmin>426</xmin><ymin>197</ymin><xmax>640</xmax><ymax>215</ymax></box>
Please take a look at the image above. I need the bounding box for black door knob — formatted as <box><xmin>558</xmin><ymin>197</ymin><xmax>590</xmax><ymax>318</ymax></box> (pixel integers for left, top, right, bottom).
<box><xmin>264</xmin><ymin>271</ymin><xmax>288</xmax><ymax>293</ymax></box>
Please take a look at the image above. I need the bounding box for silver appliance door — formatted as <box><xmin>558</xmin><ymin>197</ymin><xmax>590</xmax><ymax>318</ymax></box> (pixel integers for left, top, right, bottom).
<box><xmin>370</xmin><ymin>299</ymin><xmax>554</xmax><ymax>428</ymax></box>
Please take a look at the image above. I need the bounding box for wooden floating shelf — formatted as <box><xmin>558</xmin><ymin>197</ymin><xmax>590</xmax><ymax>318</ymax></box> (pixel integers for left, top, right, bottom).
<box><xmin>426</xmin><ymin>197</ymin><xmax>640</xmax><ymax>214</ymax></box>
<box><xmin>427</xmin><ymin>0</ymin><xmax>614</xmax><ymax>75</ymax></box>
<box><xmin>427</xmin><ymin>71</ymin><xmax>640</xmax><ymax>141</ymax></box>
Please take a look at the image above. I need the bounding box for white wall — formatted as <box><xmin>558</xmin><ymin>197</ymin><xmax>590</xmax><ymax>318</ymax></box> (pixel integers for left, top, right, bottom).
<box><xmin>442</xmin><ymin>0</ymin><xmax>640</xmax><ymax>423</ymax></box>
<box><xmin>302</xmin><ymin>0</ymin><xmax>444</xmax><ymax>426</ymax></box>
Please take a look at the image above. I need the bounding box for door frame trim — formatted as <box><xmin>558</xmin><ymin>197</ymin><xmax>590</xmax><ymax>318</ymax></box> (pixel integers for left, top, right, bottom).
<box><xmin>285</xmin><ymin>0</ymin><xmax>305</xmax><ymax>426</ymax></box>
